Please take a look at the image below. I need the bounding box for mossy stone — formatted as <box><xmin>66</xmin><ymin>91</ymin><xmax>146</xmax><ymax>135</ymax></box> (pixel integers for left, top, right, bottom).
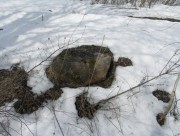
<box><xmin>46</xmin><ymin>45</ymin><xmax>116</xmax><ymax>88</ymax></box>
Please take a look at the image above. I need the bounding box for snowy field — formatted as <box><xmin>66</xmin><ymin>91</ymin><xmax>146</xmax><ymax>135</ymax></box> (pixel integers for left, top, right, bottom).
<box><xmin>0</xmin><ymin>0</ymin><xmax>180</xmax><ymax>136</ymax></box>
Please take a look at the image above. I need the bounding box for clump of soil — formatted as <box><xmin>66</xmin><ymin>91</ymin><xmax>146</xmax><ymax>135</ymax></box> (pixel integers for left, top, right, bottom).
<box><xmin>43</xmin><ymin>85</ymin><xmax>63</xmax><ymax>101</ymax></box>
<box><xmin>116</xmin><ymin>57</ymin><xmax>133</xmax><ymax>67</ymax></box>
<box><xmin>14</xmin><ymin>94</ymin><xmax>43</xmax><ymax>114</ymax></box>
<box><xmin>0</xmin><ymin>67</ymin><xmax>31</xmax><ymax>107</ymax></box>
<box><xmin>75</xmin><ymin>92</ymin><xmax>100</xmax><ymax>119</ymax></box>
<box><xmin>156</xmin><ymin>113</ymin><xmax>166</xmax><ymax>126</ymax></box>
<box><xmin>14</xmin><ymin>86</ymin><xmax>63</xmax><ymax>114</ymax></box>
<box><xmin>152</xmin><ymin>89</ymin><xmax>170</xmax><ymax>103</ymax></box>
<box><xmin>0</xmin><ymin>66</ymin><xmax>63</xmax><ymax>114</ymax></box>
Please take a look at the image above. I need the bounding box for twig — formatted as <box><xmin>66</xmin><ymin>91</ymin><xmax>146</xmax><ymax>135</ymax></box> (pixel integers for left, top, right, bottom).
<box><xmin>52</xmin><ymin>106</ymin><xmax>64</xmax><ymax>136</ymax></box>
<box><xmin>27</xmin><ymin>37</ymin><xmax>82</xmax><ymax>73</ymax></box>
<box><xmin>157</xmin><ymin>74</ymin><xmax>180</xmax><ymax>125</ymax></box>
<box><xmin>0</xmin><ymin>122</ymin><xmax>11</xmax><ymax>136</ymax></box>
<box><xmin>104</xmin><ymin>114</ymin><xmax>122</xmax><ymax>134</ymax></box>
<box><xmin>128</xmin><ymin>16</ymin><xmax>180</xmax><ymax>22</ymax></box>
<box><xmin>96</xmin><ymin>50</ymin><xmax>180</xmax><ymax>106</ymax></box>
<box><xmin>27</xmin><ymin>15</ymin><xmax>86</xmax><ymax>73</ymax></box>
<box><xmin>96</xmin><ymin>72</ymin><xmax>167</xmax><ymax>105</ymax></box>
<box><xmin>87</xmin><ymin>35</ymin><xmax>106</xmax><ymax>90</ymax></box>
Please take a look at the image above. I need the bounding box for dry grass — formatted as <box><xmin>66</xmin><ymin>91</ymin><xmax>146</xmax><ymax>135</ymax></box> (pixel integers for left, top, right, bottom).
<box><xmin>92</xmin><ymin>0</ymin><xmax>179</xmax><ymax>7</ymax></box>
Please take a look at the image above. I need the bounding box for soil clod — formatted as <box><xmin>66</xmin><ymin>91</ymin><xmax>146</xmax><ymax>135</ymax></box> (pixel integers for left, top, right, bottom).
<box><xmin>116</xmin><ymin>57</ymin><xmax>133</xmax><ymax>67</ymax></box>
<box><xmin>43</xmin><ymin>86</ymin><xmax>63</xmax><ymax>100</ymax></box>
<box><xmin>152</xmin><ymin>89</ymin><xmax>170</xmax><ymax>103</ymax></box>
<box><xmin>14</xmin><ymin>86</ymin><xmax>63</xmax><ymax>114</ymax></box>
<box><xmin>0</xmin><ymin>66</ymin><xmax>63</xmax><ymax>114</ymax></box>
<box><xmin>0</xmin><ymin>67</ymin><xmax>31</xmax><ymax>107</ymax></box>
<box><xmin>156</xmin><ymin>113</ymin><xmax>166</xmax><ymax>126</ymax></box>
<box><xmin>14</xmin><ymin>95</ymin><xmax>43</xmax><ymax>114</ymax></box>
<box><xmin>75</xmin><ymin>92</ymin><xmax>100</xmax><ymax>119</ymax></box>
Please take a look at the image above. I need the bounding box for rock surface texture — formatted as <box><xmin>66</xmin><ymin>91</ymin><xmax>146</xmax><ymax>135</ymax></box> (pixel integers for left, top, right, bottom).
<box><xmin>46</xmin><ymin>45</ymin><xmax>116</xmax><ymax>88</ymax></box>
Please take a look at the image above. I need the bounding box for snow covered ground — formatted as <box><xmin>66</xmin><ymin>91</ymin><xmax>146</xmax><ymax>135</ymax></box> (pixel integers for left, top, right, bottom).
<box><xmin>0</xmin><ymin>0</ymin><xmax>180</xmax><ymax>136</ymax></box>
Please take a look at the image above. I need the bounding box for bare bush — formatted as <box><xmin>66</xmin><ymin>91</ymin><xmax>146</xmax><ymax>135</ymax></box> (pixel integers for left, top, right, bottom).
<box><xmin>91</xmin><ymin>0</ymin><xmax>179</xmax><ymax>7</ymax></box>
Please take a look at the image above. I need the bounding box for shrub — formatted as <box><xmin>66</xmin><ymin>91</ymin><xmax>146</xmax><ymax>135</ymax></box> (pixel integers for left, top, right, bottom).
<box><xmin>90</xmin><ymin>0</ymin><xmax>179</xmax><ymax>7</ymax></box>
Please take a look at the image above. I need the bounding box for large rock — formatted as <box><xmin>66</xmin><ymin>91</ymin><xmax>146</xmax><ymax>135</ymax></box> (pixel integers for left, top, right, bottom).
<box><xmin>46</xmin><ymin>45</ymin><xmax>116</xmax><ymax>88</ymax></box>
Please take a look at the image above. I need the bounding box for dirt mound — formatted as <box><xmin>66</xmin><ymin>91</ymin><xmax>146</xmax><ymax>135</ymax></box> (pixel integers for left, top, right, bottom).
<box><xmin>116</xmin><ymin>57</ymin><xmax>133</xmax><ymax>67</ymax></box>
<box><xmin>0</xmin><ymin>67</ymin><xmax>31</xmax><ymax>107</ymax></box>
<box><xmin>0</xmin><ymin>66</ymin><xmax>63</xmax><ymax>114</ymax></box>
<box><xmin>75</xmin><ymin>92</ymin><xmax>100</xmax><ymax>119</ymax></box>
<box><xmin>14</xmin><ymin>94</ymin><xmax>43</xmax><ymax>114</ymax></box>
<box><xmin>43</xmin><ymin>85</ymin><xmax>63</xmax><ymax>100</ymax></box>
<box><xmin>152</xmin><ymin>89</ymin><xmax>170</xmax><ymax>103</ymax></box>
<box><xmin>14</xmin><ymin>86</ymin><xmax>63</xmax><ymax>114</ymax></box>
<box><xmin>156</xmin><ymin>113</ymin><xmax>166</xmax><ymax>126</ymax></box>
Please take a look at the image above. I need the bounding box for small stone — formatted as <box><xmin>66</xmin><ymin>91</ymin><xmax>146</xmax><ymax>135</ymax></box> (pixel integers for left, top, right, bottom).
<box><xmin>116</xmin><ymin>57</ymin><xmax>133</xmax><ymax>67</ymax></box>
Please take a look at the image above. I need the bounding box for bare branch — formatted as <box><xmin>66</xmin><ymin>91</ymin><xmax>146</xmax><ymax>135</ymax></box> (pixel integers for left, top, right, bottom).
<box><xmin>157</xmin><ymin>74</ymin><xmax>180</xmax><ymax>125</ymax></box>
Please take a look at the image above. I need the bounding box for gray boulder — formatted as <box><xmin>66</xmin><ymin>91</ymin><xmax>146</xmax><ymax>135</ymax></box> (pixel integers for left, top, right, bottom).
<box><xmin>46</xmin><ymin>45</ymin><xmax>116</xmax><ymax>88</ymax></box>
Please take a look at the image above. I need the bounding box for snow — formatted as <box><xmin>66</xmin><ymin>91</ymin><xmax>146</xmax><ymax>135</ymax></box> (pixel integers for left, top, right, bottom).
<box><xmin>0</xmin><ymin>0</ymin><xmax>180</xmax><ymax>136</ymax></box>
